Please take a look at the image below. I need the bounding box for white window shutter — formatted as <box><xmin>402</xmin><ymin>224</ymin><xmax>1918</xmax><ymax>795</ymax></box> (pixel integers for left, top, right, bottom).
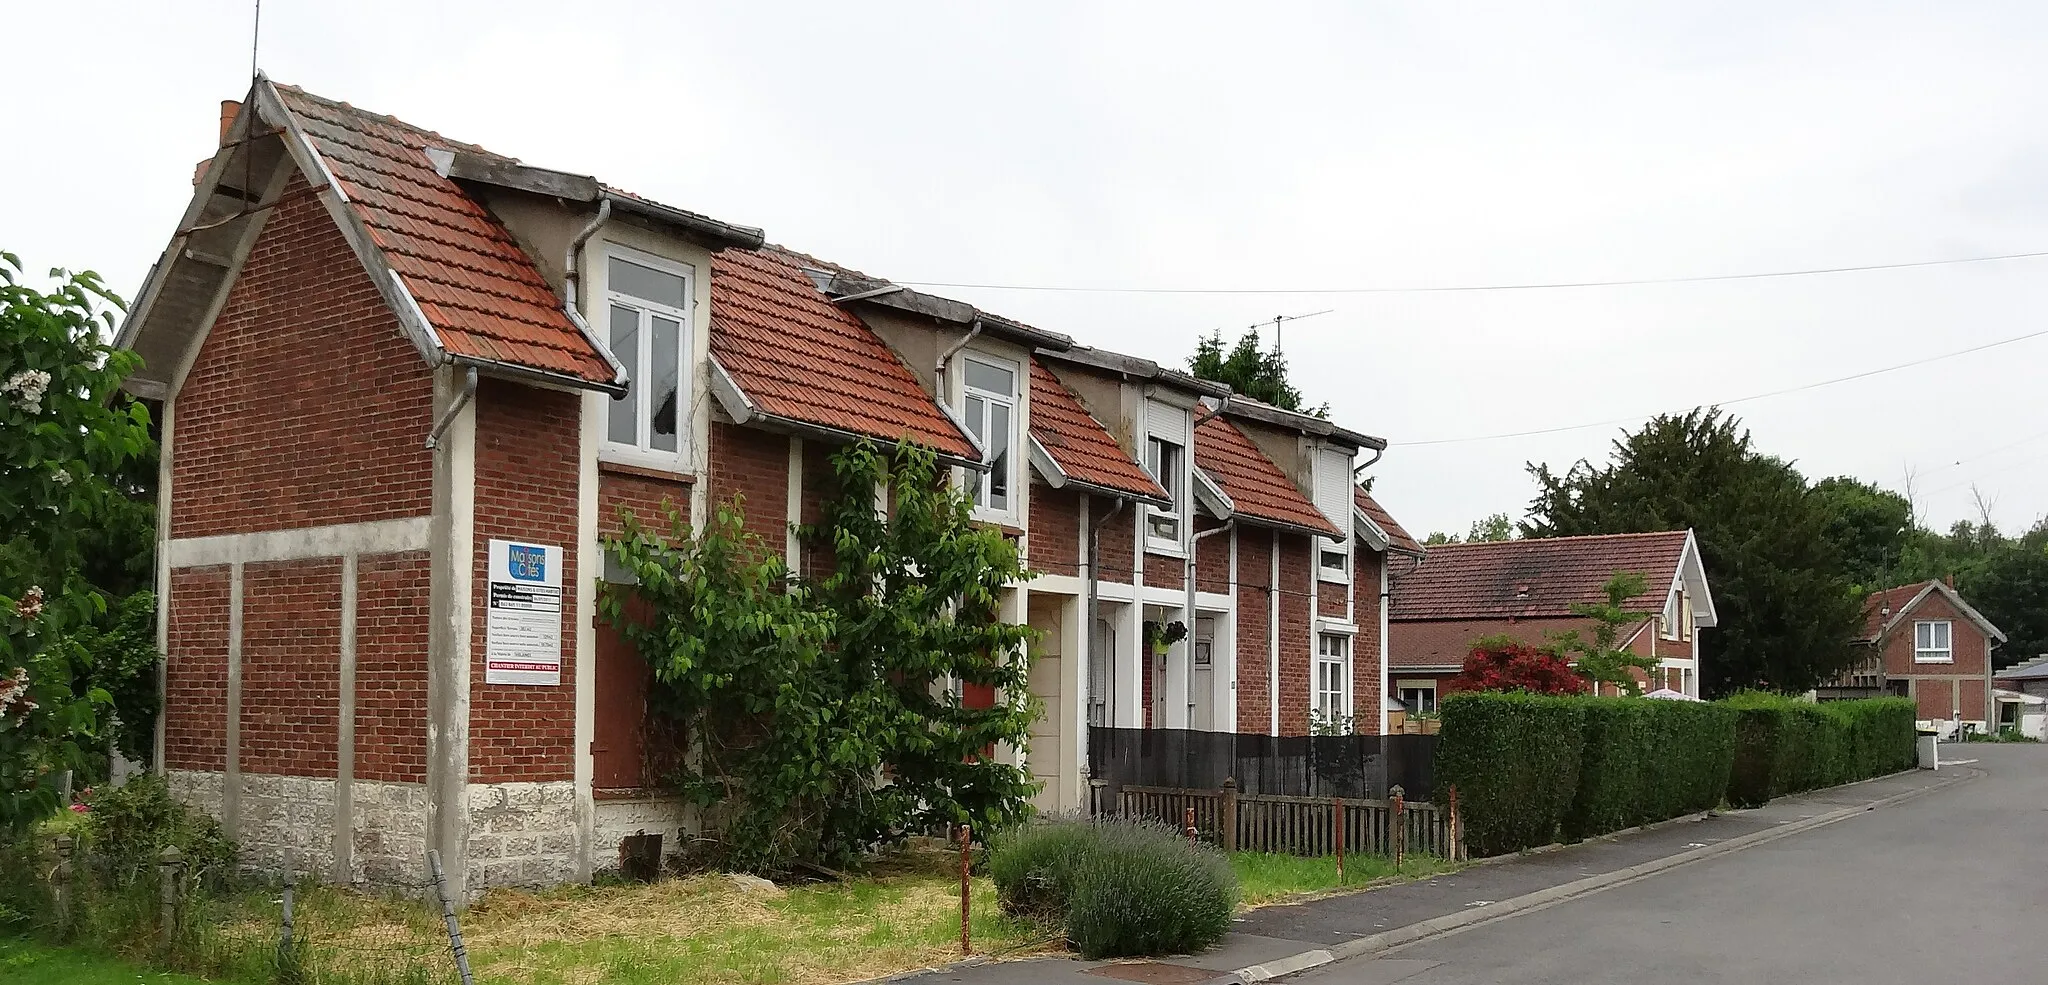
<box><xmin>1146</xmin><ymin>400</ymin><xmax>1189</xmax><ymax>444</ymax></box>
<box><xmin>1313</xmin><ymin>446</ymin><xmax>1352</xmax><ymax>531</ymax></box>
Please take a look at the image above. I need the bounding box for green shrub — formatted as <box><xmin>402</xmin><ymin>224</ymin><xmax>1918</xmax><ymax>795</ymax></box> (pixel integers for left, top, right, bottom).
<box><xmin>82</xmin><ymin>774</ymin><xmax>237</xmax><ymax>887</ymax></box>
<box><xmin>1723</xmin><ymin>694</ymin><xmax>1915</xmax><ymax>806</ymax></box>
<box><xmin>1565</xmin><ymin>699</ymin><xmax>1736</xmax><ymax>840</ymax></box>
<box><xmin>1435</xmin><ymin>693</ymin><xmax>1586</xmax><ymax>856</ymax></box>
<box><xmin>988</xmin><ymin>816</ymin><xmax>1237</xmax><ymax>959</ymax></box>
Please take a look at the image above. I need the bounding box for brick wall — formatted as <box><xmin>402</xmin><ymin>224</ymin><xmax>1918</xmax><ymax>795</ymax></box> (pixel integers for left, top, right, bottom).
<box><xmin>170</xmin><ymin>173</ymin><xmax>433</xmax><ymax>539</ymax></box>
<box><xmin>1915</xmin><ymin>678</ymin><xmax>1954</xmax><ymax>721</ymax></box>
<box><xmin>164</xmin><ymin>566</ymin><xmax>232</xmax><ymax>771</ymax></box>
<box><xmin>1352</xmin><ymin>547</ymin><xmax>1385</xmax><ymax>735</ymax></box>
<box><xmin>597</xmin><ymin>469</ymin><xmax>694</xmax><ymax>541</ymax></box>
<box><xmin>1317</xmin><ymin>551</ymin><xmax>1348</xmax><ymax>619</ymax></box>
<box><xmin>1194</xmin><ymin>518</ymin><xmax>1229</xmax><ymax>594</ymax></box>
<box><xmin>470</xmin><ymin>379</ymin><xmax>580</xmax><ymax>784</ymax></box>
<box><xmin>707</xmin><ymin>421</ymin><xmax>789</xmax><ymax>546</ymax></box>
<box><xmin>1275</xmin><ymin>534</ymin><xmax>1312</xmax><ymax>735</ymax></box>
<box><xmin>239</xmin><ymin>558</ymin><xmax>343</xmax><ymax>777</ymax></box>
<box><xmin>1881</xmin><ymin>593</ymin><xmax>1991</xmax><ymax>678</ymax></box>
<box><xmin>1097</xmin><ymin>502</ymin><xmax>1135</xmax><ymax>584</ymax></box>
<box><xmin>799</xmin><ymin>439</ymin><xmax>834</xmax><ymax>579</ymax></box>
<box><xmin>1144</xmin><ymin>551</ymin><xmax>1184</xmax><ymax>591</ymax></box>
<box><xmin>355</xmin><ymin>550</ymin><xmax>431</xmax><ymax>784</ymax></box>
<box><xmin>1029</xmin><ymin>484</ymin><xmax>1082</xmax><ymax>578</ymax></box>
<box><xmin>1235</xmin><ymin>527</ymin><xmax>1274</xmax><ymax>732</ymax></box>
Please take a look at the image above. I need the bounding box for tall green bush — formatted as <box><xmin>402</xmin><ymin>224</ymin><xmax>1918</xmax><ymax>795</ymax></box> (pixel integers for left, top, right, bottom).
<box><xmin>1565</xmin><ymin>699</ymin><xmax>1734</xmax><ymax>840</ymax></box>
<box><xmin>989</xmin><ymin>816</ymin><xmax>1237</xmax><ymax>959</ymax></box>
<box><xmin>1724</xmin><ymin>694</ymin><xmax>1916</xmax><ymax>807</ymax></box>
<box><xmin>1435</xmin><ymin>693</ymin><xmax>1586</xmax><ymax>855</ymax></box>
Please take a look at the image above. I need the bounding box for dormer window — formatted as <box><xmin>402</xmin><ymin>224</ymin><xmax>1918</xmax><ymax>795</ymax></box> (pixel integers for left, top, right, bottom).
<box><xmin>1143</xmin><ymin>400</ymin><xmax>1191</xmax><ymax>553</ymax></box>
<box><xmin>960</xmin><ymin>355</ymin><xmax>1018</xmax><ymax>518</ymax></box>
<box><xmin>1312</xmin><ymin>446</ymin><xmax>1353</xmax><ymax>583</ymax></box>
<box><xmin>604</xmin><ymin>248</ymin><xmax>692</xmax><ymax>464</ymax></box>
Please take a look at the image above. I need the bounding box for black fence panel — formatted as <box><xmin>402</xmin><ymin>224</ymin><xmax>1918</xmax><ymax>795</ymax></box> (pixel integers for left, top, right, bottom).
<box><xmin>1087</xmin><ymin>727</ymin><xmax>1436</xmax><ymax>804</ymax></box>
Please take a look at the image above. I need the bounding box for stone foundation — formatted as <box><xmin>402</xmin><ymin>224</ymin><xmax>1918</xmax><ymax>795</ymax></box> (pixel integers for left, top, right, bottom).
<box><xmin>238</xmin><ymin>773</ymin><xmax>339</xmax><ymax>876</ymax></box>
<box><xmin>465</xmin><ymin>780</ymin><xmax>580</xmax><ymax>890</ymax></box>
<box><xmin>350</xmin><ymin>779</ymin><xmax>431</xmax><ymax>885</ymax></box>
<box><xmin>591</xmin><ymin>796</ymin><xmax>692</xmax><ymax>874</ymax></box>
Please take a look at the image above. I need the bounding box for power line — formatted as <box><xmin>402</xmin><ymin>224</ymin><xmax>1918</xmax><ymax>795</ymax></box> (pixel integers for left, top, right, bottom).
<box><xmin>894</xmin><ymin>248</ymin><xmax>2048</xmax><ymax>296</ymax></box>
<box><xmin>1397</xmin><ymin>326</ymin><xmax>2048</xmax><ymax>447</ymax></box>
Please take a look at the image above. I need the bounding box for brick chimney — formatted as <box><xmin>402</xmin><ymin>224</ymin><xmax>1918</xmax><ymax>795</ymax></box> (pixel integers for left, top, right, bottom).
<box><xmin>1945</xmin><ymin>573</ymin><xmax>1956</xmax><ymax>590</ymax></box>
<box><xmin>193</xmin><ymin>99</ymin><xmax>244</xmax><ymax>186</ymax></box>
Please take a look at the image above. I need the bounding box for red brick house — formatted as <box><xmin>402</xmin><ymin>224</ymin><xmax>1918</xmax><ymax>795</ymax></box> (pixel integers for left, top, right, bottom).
<box><xmin>1834</xmin><ymin>579</ymin><xmax>2005</xmax><ymax>732</ymax></box>
<box><xmin>1386</xmin><ymin>531</ymin><xmax>1715</xmax><ymax>714</ymax></box>
<box><xmin>116</xmin><ymin>80</ymin><xmax>1406</xmax><ymax>892</ymax></box>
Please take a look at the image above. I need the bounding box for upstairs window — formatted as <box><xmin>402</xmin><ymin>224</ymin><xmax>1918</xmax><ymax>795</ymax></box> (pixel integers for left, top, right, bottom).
<box><xmin>1914</xmin><ymin>620</ymin><xmax>1953</xmax><ymax>663</ymax></box>
<box><xmin>605</xmin><ymin>250</ymin><xmax>692</xmax><ymax>463</ymax></box>
<box><xmin>1312</xmin><ymin>445</ymin><xmax>1353</xmax><ymax>583</ymax></box>
<box><xmin>1315</xmin><ymin>632</ymin><xmax>1351</xmax><ymax>724</ymax></box>
<box><xmin>1145</xmin><ymin>436</ymin><xmax>1183</xmax><ymax>547</ymax></box>
<box><xmin>1319</xmin><ymin>543</ymin><xmax>1350</xmax><ymax>584</ymax></box>
<box><xmin>959</xmin><ymin>355</ymin><xmax>1018</xmax><ymax>517</ymax></box>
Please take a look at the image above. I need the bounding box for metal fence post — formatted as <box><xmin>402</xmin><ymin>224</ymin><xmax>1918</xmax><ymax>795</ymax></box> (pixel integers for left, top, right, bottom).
<box><xmin>958</xmin><ymin>824</ymin><xmax>972</xmax><ymax>956</ymax></box>
<box><xmin>52</xmin><ymin>835</ymin><xmax>74</xmax><ymax>940</ymax></box>
<box><xmin>158</xmin><ymin>846</ymin><xmax>184</xmax><ymax>945</ymax></box>
<box><xmin>277</xmin><ymin>865</ymin><xmax>296</xmax><ymax>970</ymax></box>
<box><xmin>427</xmin><ymin>850</ymin><xmax>476</xmax><ymax>985</ymax></box>
<box><xmin>1390</xmin><ymin>785</ymin><xmax>1406</xmax><ymax>870</ymax></box>
<box><xmin>1219</xmin><ymin>777</ymin><xmax>1238</xmax><ymax>854</ymax></box>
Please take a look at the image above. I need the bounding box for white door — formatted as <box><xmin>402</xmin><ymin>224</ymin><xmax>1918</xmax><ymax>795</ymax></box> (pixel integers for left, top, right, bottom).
<box><xmin>1089</xmin><ymin>618</ymin><xmax>1113</xmax><ymax>728</ymax></box>
<box><xmin>1190</xmin><ymin>618</ymin><xmax>1215</xmax><ymax>730</ymax></box>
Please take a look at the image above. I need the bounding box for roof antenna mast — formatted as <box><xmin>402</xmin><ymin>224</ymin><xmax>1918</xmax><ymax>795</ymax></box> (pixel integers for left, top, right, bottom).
<box><xmin>1263</xmin><ymin>309</ymin><xmax>1334</xmax><ymax>360</ymax></box>
<box><xmin>251</xmin><ymin>0</ymin><xmax>263</xmax><ymax>81</ymax></box>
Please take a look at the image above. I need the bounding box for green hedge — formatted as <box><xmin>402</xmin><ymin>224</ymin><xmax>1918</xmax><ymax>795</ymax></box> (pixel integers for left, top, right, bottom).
<box><xmin>1565</xmin><ymin>699</ymin><xmax>1736</xmax><ymax>840</ymax></box>
<box><xmin>1435</xmin><ymin>693</ymin><xmax>1586</xmax><ymax>856</ymax></box>
<box><xmin>1724</xmin><ymin>694</ymin><xmax>1917</xmax><ymax>807</ymax></box>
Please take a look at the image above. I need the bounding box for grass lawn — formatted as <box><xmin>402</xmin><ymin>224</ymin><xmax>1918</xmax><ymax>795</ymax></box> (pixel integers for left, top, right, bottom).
<box><xmin>0</xmin><ymin>936</ymin><xmax>214</xmax><ymax>985</ymax></box>
<box><xmin>1233</xmin><ymin>851</ymin><xmax>1457</xmax><ymax>906</ymax></box>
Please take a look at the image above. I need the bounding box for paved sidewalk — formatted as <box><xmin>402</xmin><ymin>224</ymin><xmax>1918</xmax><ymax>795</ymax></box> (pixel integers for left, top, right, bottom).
<box><xmin>890</xmin><ymin>765</ymin><xmax>1963</xmax><ymax>985</ymax></box>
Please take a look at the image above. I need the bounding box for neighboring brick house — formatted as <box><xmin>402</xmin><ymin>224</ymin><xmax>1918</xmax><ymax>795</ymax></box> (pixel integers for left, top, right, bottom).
<box><xmin>1386</xmin><ymin>531</ymin><xmax>1715</xmax><ymax>716</ymax></box>
<box><xmin>1994</xmin><ymin>655</ymin><xmax>2048</xmax><ymax>700</ymax></box>
<box><xmin>117</xmin><ymin>79</ymin><xmax>1403</xmax><ymax>892</ymax></box>
<box><xmin>1837</xmin><ymin>580</ymin><xmax>2005</xmax><ymax>731</ymax></box>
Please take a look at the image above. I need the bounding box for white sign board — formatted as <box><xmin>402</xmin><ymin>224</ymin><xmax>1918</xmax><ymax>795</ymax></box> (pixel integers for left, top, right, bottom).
<box><xmin>485</xmin><ymin>539</ymin><xmax>563</xmax><ymax>686</ymax></box>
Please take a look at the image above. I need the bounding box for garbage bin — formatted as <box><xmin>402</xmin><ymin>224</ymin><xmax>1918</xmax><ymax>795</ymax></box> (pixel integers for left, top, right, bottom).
<box><xmin>1916</xmin><ymin>729</ymin><xmax>1940</xmax><ymax>770</ymax></box>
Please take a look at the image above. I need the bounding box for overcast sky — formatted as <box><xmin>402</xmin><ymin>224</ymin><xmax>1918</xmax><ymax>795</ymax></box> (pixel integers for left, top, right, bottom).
<box><xmin>11</xmin><ymin>1</ymin><xmax>2048</xmax><ymax>540</ymax></box>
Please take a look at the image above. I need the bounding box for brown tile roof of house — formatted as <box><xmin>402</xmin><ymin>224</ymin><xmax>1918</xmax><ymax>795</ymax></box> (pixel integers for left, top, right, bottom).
<box><xmin>1859</xmin><ymin>582</ymin><xmax>1936</xmax><ymax>640</ymax></box>
<box><xmin>1390</xmin><ymin>531</ymin><xmax>1689</xmax><ymax>621</ymax></box>
<box><xmin>1194</xmin><ymin>416</ymin><xmax>1341</xmax><ymax>537</ymax></box>
<box><xmin>1355</xmin><ymin>489</ymin><xmax>1424</xmax><ymax>555</ymax></box>
<box><xmin>1028</xmin><ymin>359</ymin><xmax>1167</xmax><ymax>502</ymax></box>
<box><xmin>273</xmin><ymin>86</ymin><xmax>615</xmax><ymax>386</ymax></box>
<box><xmin>1392</xmin><ymin>615</ymin><xmax>1657</xmax><ymax>669</ymax></box>
<box><xmin>709</xmin><ymin>247</ymin><xmax>978</xmax><ymax>460</ymax></box>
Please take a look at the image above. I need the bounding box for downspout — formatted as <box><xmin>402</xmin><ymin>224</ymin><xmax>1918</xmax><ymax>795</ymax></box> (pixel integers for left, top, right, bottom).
<box><xmin>1188</xmin><ymin>520</ymin><xmax>1234</xmax><ymax>728</ymax></box>
<box><xmin>425</xmin><ymin>366</ymin><xmax>477</xmax><ymax>450</ymax></box>
<box><xmin>935</xmin><ymin>318</ymin><xmax>985</xmax><ymax>401</ymax></box>
<box><xmin>560</xmin><ymin>199</ymin><xmax>630</xmax><ymax>390</ymax></box>
<box><xmin>1088</xmin><ymin>497</ymin><xmax>1128</xmax><ymax>727</ymax></box>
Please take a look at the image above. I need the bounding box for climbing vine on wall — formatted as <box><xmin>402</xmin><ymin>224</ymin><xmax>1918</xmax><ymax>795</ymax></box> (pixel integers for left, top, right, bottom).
<box><xmin>601</xmin><ymin>441</ymin><xmax>1039</xmax><ymax>872</ymax></box>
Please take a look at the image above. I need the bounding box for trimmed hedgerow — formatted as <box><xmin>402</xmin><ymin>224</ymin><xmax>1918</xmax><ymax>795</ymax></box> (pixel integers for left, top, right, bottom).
<box><xmin>1435</xmin><ymin>693</ymin><xmax>1586</xmax><ymax>856</ymax></box>
<box><xmin>989</xmin><ymin>816</ymin><xmax>1238</xmax><ymax>959</ymax></box>
<box><xmin>1565</xmin><ymin>699</ymin><xmax>1735</xmax><ymax>840</ymax></box>
<box><xmin>1724</xmin><ymin>694</ymin><xmax>1917</xmax><ymax>806</ymax></box>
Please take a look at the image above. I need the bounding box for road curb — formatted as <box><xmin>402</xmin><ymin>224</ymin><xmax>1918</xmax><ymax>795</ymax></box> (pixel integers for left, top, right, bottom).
<box><xmin>1230</xmin><ymin>769</ymin><xmax>1969</xmax><ymax>982</ymax></box>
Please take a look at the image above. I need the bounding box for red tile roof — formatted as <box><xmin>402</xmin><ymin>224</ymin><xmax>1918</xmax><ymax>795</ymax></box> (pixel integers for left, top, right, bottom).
<box><xmin>1194</xmin><ymin>416</ymin><xmax>1340</xmax><ymax>537</ymax></box>
<box><xmin>1391</xmin><ymin>616</ymin><xmax>1654</xmax><ymax>669</ymax></box>
<box><xmin>1355</xmin><ymin>489</ymin><xmax>1424</xmax><ymax>555</ymax></box>
<box><xmin>1859</xmin><ymin>582</ymin><xmax>1934</xmax><ymax>640</ymax></box>
<box><xmin>1390</xmin><ymin>531</ymin><xmax>1689</xmax><ymax>621</ymax></box>
<box><xmin>272</xmin><ymin>86</ymin><xmax>614</xmax><ymax>385</ymax></box>
<box><xmin>709</xmin><ymin>247</ymin><xmax>978</xmax><ymax>460</ymax></box>
<box><xmin>1028</xmin><ymin>360</ymin><xmax>1166</xmax><ymax>502</ymax></box>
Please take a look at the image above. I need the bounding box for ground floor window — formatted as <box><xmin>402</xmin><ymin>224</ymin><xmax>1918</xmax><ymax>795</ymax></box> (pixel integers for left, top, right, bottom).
<box><xmin>1397</xmin><ymin>679</ymin><xmax>1438</xmax><ymax>715</ymax></box>
<box><xmin>1315</xmin><ymin>633</ymin><xmax>1350</xmax><ymax>725</ymax></box>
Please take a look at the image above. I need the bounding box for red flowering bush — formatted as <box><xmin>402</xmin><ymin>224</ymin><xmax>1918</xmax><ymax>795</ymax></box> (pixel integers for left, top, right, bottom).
<box><xmin>1449</xmin><ymin>638</ymin><xmax>1587</xmax><ymax>696</ymax></box>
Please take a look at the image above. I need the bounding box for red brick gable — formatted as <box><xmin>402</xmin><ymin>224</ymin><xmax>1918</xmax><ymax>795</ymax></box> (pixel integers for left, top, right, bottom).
<box><xmin>273</xmin><ymin>85</ymin><xmax>615</xmax><ymax>385</ymax></box>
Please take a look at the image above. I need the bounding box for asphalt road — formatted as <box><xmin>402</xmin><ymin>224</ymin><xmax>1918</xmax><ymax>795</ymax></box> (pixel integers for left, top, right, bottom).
<box><xmin>1291</xmin><ymin>745</ymin><xmax>2048</xmax><ymax>985</ymax></box>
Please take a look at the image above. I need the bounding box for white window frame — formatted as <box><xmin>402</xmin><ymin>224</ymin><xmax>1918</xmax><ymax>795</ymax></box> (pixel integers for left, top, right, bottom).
<box><xmin>602</xmin><ymin>245</ymin><xmax>694</xmax><ymax>468</ymax></box>
<box><xmin>958</xmin><ymin>352</ymin><xmax>1021</xmax><ymax>523</ymax></box>
<box><xmin>1312</xmin><ymin>446</ymin><xmax>1353</xmax><ymax>584</ymax></box>
<box><xmin>1314</xmin><ymin>632</ymin><xmax>1351</xmax><ymax>724</ymax></box>
<box><xmin>1318</xmin><ymin>539</ymin><xmax>1351</xmax><ymax>584</ymax></box>
<box><xmin>1914</xmin><ymin>620</ymin><xmax>1953</xmax><ymax>663</ymax></box>
<box><xmin>1144</xmin><ymin>434</ymin><xmax>1187</xmax><ymax>555</ymax></box>
<box><xmin>1397</xmin><ymin>679</ymin><xmax>1438</xmax><ymax>715</ymax></box>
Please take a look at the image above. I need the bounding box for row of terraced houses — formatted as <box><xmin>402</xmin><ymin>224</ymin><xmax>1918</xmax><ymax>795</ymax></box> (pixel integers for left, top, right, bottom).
<box><xmin>117</xmin><ymin>80</ymin><xmax>1712</xmax><ymax>895</ymax></box>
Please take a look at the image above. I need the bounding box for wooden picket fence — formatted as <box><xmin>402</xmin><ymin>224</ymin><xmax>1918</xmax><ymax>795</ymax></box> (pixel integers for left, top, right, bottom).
<box><xmin>1100</xmin><ymin>779</ymin><xmax>1463</xmax><ymax>860</ymax></box>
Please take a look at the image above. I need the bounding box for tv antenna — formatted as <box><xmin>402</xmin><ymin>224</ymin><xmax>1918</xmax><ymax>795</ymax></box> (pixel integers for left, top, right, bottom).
<box><xmin>1260</xmin><ymin>309</ymin><xmax>1335</xmax><ymax>358</ymax></box>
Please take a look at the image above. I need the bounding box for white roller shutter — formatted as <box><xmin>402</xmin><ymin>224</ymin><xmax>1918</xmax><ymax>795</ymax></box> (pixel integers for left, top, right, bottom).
<box><xmin>1313</xmin><ymin>445</ymin><xmax>1352</xmax><ymax>532</ymax></box>
<box><xmin>1145</xmin><ymin>400</ymin><xmax>1189</xmax><ymax>443</ymax></box>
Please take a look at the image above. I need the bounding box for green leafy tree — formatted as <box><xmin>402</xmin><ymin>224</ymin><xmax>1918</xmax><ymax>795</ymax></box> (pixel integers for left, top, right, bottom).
<box><xmin>1423</xmin><ymin>512</ymin><xmax>1517</xmax><ymax>545</ymax></box>
<box><xmin>1524</xmin><ymin>408</ymin><xmax>1863</xmax><ymax>696</ymax></box>
<box><xmin>2</xmin><ymin>253</ymin><xmax>156</xmax><ymax>833</ymax></box>
<box><xmin>1967</xmin><ymin>520</ymin><xmax>2048</xmax><ymax>669</ymax></box>
<box><xmin>1810</xmin><ymin>476</ymin><xmax>1913</xmax><ymax>594</ymax></box>
<box><xmin>1188</xmin><ymin>327</ymin><xmax>1326</xmax><ymax>416</ymax></box>
<box><xmin>602</xmin><ymin>441</ymin><xmax>1038</xmax><ymax>871</ymax></box>
<box><xmin>1543</xmin><ymin>572</ymin><xmax>1659</xmax><ymax>695</ymax></box>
